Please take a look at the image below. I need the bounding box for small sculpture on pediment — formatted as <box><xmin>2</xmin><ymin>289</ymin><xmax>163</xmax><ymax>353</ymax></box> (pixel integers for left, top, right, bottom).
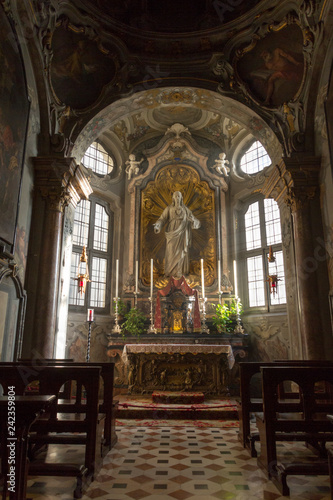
<box><xmin>125</xmin><ymin>154</ymin><xmax>143</xmax><ymax>180</ymax></box>
<box><xmin>212</xmin><ymin>152</ymin><xmax>230</xmax><ymax>177</ymax></box>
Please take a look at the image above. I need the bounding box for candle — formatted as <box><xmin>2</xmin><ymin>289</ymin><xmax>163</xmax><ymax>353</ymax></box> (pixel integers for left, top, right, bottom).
<box><xmin>233</xmin><ymin>259</ymin><xmax>238</xmax><ymax>298</ymax></box>
<box><xmin>87</xmin><ymin>308</ymin><xmax>94</xmax><ymax>322</ymax></box>
<box><xmin>218</xmin><ymin>259</ymin><xmax>221</xmax><ymax>293</ymax></box>
<box><xmin>200</xmin><ymin>258</ymin><xmax>205</xmax><ymax>299</ymax></box>
<box><xmin>115</xmin><ymin>259</ymin><xmax>119</xmax><ymax>298</ymax></box>
<box><xmin>150</xmin><ymin>259</ymin><xmax>154</xmax><ymax>298</ymax></box>
<box><xmin>135</xmin><ymin>260</ymin><xmax>138</xmax><ymax>293</ymax></box>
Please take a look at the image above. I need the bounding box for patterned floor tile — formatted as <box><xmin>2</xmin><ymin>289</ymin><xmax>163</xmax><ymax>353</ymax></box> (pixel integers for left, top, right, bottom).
<box><xmin>23</xmin><ymin>425</ymin><xmax>333</xmax><ymax>500</ymax></box>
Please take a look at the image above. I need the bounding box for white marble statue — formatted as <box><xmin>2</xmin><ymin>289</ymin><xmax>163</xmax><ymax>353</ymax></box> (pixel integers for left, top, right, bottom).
<box><xmin>125</xmin><ymin>154</ymin><xmax>143</xmax><ymax>180</ymax></box>
<box><xmin>213</xmin><ymin>152</ymin><xmax>230</xmax><ymax>176</ymax></box>
<box><xmin>153</xmin><ymin>191</ymin><xmax>200</xmax><ymax>277</ymax></box>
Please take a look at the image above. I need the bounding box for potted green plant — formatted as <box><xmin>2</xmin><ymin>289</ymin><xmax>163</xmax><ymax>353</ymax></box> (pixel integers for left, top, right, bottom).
<box><xmin>212</xmin><ymin>303</ymin><xmax>233</xmax><ymax>333</ymax></box>
<box><xmin>121</xmin><ymin>307</ymin><xmax>146</xmax><ymax>339</ymax></box>
<box><xmin>212</xmin><ymin>300</ymin><xmax>243</xmax><ymax>333</ymax></box>
<box><xmin>229</xmin><ymin>298</ymin><xmax>243</xmax><ymax>318</ymax></box>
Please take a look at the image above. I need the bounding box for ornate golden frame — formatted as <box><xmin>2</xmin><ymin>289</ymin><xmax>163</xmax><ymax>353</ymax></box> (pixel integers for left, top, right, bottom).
<box><xmin>140</xmin><ymin>164</ymin><xmax>216</xmax><ymax>289</ymax></box>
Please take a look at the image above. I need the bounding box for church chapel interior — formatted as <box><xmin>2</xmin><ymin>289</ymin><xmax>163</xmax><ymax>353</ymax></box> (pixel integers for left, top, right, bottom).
<box><xmin>2</xmin><ymin>0</ymin><xmax>333</xmax><ymax>498</ymax></box>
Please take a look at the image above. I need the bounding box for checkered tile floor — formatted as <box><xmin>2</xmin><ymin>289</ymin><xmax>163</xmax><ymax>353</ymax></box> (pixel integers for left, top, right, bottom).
<box><xmin>26</xmin><ymin>425</ymin><xmax>331</xmax><ymax>499</ymax></box>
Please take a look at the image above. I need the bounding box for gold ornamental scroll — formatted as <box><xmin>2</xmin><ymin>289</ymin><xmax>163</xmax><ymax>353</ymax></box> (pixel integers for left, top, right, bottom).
<box><xmin>140</xmin><ymin>164</ymin><xmax>216</xmax><ymax>289</ymax></box>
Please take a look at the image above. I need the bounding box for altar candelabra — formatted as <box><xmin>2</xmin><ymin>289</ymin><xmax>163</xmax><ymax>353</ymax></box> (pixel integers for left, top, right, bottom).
<box><xmin>234</xmin><ymin>296</ymin><xmax>244</xmax><ymax>334</ymax></box>
<box><xmin>200</xmin><ymin>297</ymin><xmax>210</xmax><ymax>334</ymax></box>
<box><xmin>148</xmin><ymin>296</ymin><xmax>157</xmax><ymax>334</ymax></box>
<box><xmin>218</xmin><ymin>290</ymin><xmax>223</xmax><ymax>305</ymax></box>
<box><xmin>112</xmin><ymin>297</ymin><xmax>122</xmax><ymax>334</ymax></box>
<box><xmin>133</xmin><ymin>290</ymin><xmax>139</xmax><ymax>309</ymax></box>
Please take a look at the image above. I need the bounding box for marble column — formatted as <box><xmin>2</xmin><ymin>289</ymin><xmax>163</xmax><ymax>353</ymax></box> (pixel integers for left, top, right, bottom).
<box><xmin>30</xmin><ymin>157</ymin><xmax>92</xmax><ymax>358</ymax></box>
<box><xmin>261</xmin><ymin>157</ymin><xmax>330</xmax><ymax>360</ymax></box>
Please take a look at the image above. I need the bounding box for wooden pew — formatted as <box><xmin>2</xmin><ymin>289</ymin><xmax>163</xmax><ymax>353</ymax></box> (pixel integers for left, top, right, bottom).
<box><xmin>327</xmin><ymin>415</ymin><xmax>333</xmax><ymax>500</ymax></box>
<box><xmin>16</xmin><ymin>359</ymin><xmax>118</xmax><ymax>452</ymax></box>
<box><xmin>0</xmin><ymin>395</ymin><xmax>56</xmax><ymax>500</ymax></box>
<box><xmin>0</xmin><ymin>365</ymin><xmax>102</xmax><ymax>498</ymax></box>
<box><xmin>237</xmin><ymin>360</ymin><xmax>333</xmax><ymax>456</ymax></box>
<box><xmin>256</xmin><ymin>365</ymin><xmax>333</xmax><ymax>496</ymax></box>
<box><xmin>20</xmin><ymin>360</ymin><xmax>118</xmax><ymax>456</ymax></box>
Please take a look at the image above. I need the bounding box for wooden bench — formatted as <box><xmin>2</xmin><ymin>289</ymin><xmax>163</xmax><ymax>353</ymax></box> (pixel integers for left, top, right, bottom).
<box><xmin>0</xmin><ymin>365</ymin><xmax>103</xmax><ymax>498</ymax></box>
<box><xmin>0</xmin><ymin>395</ymin><xmax>56</xmax><ymax>500</ymax></box>
<box><xmin>256</xmin><ymin>365</ymin><xmax>333</xmax><ymax>496</ymax></box>
<box><xmin>237</xmin><ymin>360</ymin><xmax>333</xmax><ymax>457</ymax></box>
<box><xmin>17</xmin><ymin>359</ymin><xmax>118</xmax><ymax>452</ymax></box>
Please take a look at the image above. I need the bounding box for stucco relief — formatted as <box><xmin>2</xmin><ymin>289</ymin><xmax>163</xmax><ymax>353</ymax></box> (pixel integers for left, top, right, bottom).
<box><xmin>243</xmin><ymin>314</ymin><xmax>289</xmax><ymax>341</ymax></box>
<box><xmin>243</xmin><ymin>313</ymin><xmax>290</xmax><ymax>361</ymax></box>
<box><xmin>67</xmin><ymin>319</ymin><xmax>111</xmax><ymax>362</ymax></box>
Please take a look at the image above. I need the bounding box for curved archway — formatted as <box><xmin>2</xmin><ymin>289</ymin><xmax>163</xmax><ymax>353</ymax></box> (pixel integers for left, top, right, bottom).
<box><xmin>71</xmin><ymin>87</ymin><xmax>283</xmax><ymax>167</ymax></box>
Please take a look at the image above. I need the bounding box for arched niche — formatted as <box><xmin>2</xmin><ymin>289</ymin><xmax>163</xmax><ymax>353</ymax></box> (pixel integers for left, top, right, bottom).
<box><xmin>0</xmin><ymin>265</ymin><xmax>26</xmax><ymax>361</ymax></box>
<box><xmin>140</xmin><ymin>164</ymin><xmax>216</xmax><ymax>289</ymax></box>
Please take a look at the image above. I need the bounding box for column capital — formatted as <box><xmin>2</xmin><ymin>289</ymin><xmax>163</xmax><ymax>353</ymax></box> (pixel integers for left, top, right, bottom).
<box><xmin>260</xmin><ymin>155</ymin><xmax>321</xmax><ymax>211</ymax></box>
<box><xmin>33</xmin><ymin>156</ymin><xmax>92</xmax><ymax>211</ymax></box>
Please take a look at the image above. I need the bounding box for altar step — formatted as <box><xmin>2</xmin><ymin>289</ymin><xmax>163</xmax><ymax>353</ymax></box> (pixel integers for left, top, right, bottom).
<box><xmin>152</xmin><ymin>391</ymin><xmax>205</xmax><ymax>404</ymax></box>
<box><xmin>115</xmin><ymin>395</ymin><xmax>239</xmax><ymax>421</ymax></box>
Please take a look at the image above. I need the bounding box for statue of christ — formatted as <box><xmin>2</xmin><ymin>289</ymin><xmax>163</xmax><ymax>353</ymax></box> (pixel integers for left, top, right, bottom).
<box><xmin>153</xmin><ymin>191</ymin><xmax>200</xmax><ymax>277</ymax></box>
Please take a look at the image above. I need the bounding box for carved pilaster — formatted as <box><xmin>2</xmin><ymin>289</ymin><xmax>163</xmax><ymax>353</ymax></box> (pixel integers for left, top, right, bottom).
<box><xmin>260</xmin><ymin>156</ymin><xmax>327</xmax><ymax>359</ymax></box>
<box><xmin>33</xmin><ymin>157</ymin><xmax>92</xmax><ymax>210</ymax></box>
<box><xmin>29</xmin><ymin>157</ymin><xmax>92</xmax><ymax>358</ymax></box>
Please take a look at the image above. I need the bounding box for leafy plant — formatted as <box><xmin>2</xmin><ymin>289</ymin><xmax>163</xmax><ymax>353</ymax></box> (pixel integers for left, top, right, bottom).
<box><xmin>212</xmin><ymin>300</ymin><xmax>243</xmax><ymax>333</ymax></box>
<box><xmin>212</xmin><ymin>303</ymin><xmax>232</xmax><ymax>333</ymax></box>
<box><xmin>121</xmin><ymin>307</ymin><xmax>146</xmax><ymax>339</ymax></box>
<box><xmin>229</xmin><ymin>298</ymin><xmax>243</xmax><ymax>317</ymax></box>
<box><xmin>113</xmin><ymin>299</ymin><xmax>127</xmax><ymax>317</ymax></box>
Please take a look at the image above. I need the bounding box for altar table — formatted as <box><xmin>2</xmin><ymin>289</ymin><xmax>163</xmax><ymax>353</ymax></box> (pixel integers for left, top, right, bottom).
<box><xmin>122</xmin><ymin>344</ymin><xmax>234</xmax><ymax>395</ymax></box>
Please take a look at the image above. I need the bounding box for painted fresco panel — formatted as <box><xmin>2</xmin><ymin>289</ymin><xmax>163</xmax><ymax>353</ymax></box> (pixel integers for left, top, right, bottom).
<box><xmin>236</xmin><ymin>25</ymin><xmax>304</xmax><ymax>107</ymax></box>
<box><xmin>325</xmin><ymin>62</ymin><xmax>333</xmax><ymax>176</ymax></box>
<box><xmin>0</xmin><ymin>6</ymin><xmax>30</xmax><ymax>253</ymax></box>
<box><xmin>50</xmin><ymin>26</ymin><xmax>116</xmax><ymax>109</ymax></box>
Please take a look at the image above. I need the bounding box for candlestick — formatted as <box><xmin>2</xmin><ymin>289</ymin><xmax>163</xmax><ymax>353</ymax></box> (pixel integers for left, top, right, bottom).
<box><xmin>112</xmin><ymin>297</ymin><xmax>122</xmax><ymax>334</ymax></box>
<box><xmin>233</xmin><ymin>259</ymin><xmax>238</xmax><ymax>298</ymax></box>
<box><xmin>135</xmin><ymin>260</ymin><xmax>138</xmax><ymax>293</ymax></box>
<box><xmin>200</xmin><ymin>259</ymin><xmax>205</xmax><ymax>299</ymax></box>
<box><xmin>150</xmin><ymin>259</ymin><xmax>153</xmax><ymax>298</ymax></box>
<box><xmin>200</xmin><ymin>297</ymin><xmax>210</xmax><ymax>334</ymax></box>
<box><xmin>115</xmin><ymin>259</ymin><xmax>119</xmax><ymax>298</ymax></box>
<box><xmin>218</xmin><ymin>259</ymin><xmax>221</xmax><ymax>292</ymax></box>
<box><xmin>86</xmin><ymin>310</ymin><xmax>94</xmax><ymax>362</ymax></box>
<box><xmin>87</xmin><ymin>308</ymin><xmax>94</xmax><ymax>322</ymax></box>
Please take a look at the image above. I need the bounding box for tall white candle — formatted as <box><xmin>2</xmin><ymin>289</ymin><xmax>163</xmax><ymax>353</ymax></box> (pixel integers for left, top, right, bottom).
<box><xmin>218</xmin><ymin>259</ymin><xmax>221</xmax><ymax>292</ymax></box>
<box><xmin>233</xmin><ymin>259</ymin><xmax>238</xmax><ymax>298</ymax></box>
<box><xmin>150</xmin><ymin>259</ymin><xmax>153</xmax><ymax>298</ymax></box>
<box><xmin>135</xmin><ymin>260</ymin><xmax>138</xmax><ymax>293</ymax></box>
<box><xmin>115</xmin><ymin>259</ymin><xmax>119</xmax><ymax>298</ymax></box>
<box><xmin>200</xmin><ymin>258</ymin><xmax>205</xmax><ymax>299</ymax></box>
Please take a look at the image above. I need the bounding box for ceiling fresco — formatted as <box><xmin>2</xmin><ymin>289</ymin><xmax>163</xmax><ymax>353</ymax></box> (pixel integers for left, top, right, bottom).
<box><xmin>79</xmin><ymin>0</ymin><xmax>262</xmax><ymax>33</ymax></box>
<box><xmin>50</xmin><ymin>25</ymin><xmax>117</xmax><ymax>109</ymax></box>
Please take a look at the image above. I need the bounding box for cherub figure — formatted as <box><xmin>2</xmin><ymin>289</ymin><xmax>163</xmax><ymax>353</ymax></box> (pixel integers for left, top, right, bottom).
<box><xmin>125</xmin><ymin>154</ymin><xmax>143</xmax><ymax>180</ymax></box>
<box><xmin>213</xmin><ymin>152</ymin><xmax>230</xmax><ymax>176</ymax></box>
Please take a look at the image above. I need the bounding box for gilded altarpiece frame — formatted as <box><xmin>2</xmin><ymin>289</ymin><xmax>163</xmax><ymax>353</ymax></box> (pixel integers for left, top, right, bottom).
<box><xmin>140</xmin><ymin>164</ymin><xmax>216</xmax><ymax>289</ymax></box>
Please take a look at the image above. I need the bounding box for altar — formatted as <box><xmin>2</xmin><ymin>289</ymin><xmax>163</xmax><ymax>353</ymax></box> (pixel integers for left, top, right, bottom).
<box><xmin>121</xmin><ymin>343</ymin><xmax>234</xmax><ymax>395</ymax></box>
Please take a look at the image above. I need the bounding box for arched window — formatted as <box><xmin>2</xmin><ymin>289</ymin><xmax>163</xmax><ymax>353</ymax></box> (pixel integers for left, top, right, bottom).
<box><xmin>240</xmin><ymin>141</ymin><xmax>271</xmax><ymax>174</ymax></box>
<box><xmin>81</xmin><ymin>141</ymin><xmax>114</xmax><ymax>176</ymax></box>
<box><xmin>68</xmin><ymin>197</ymin><xmax>112</xmax><ymax>311</ymax></box>
<box><xmin>241</xmin><ymin>198</ymin><xmax>286</xmax><ymax>308</ymax></box>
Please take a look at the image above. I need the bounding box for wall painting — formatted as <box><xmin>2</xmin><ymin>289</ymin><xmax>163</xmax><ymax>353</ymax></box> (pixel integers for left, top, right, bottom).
<box><xmin>0</xmin><ymin>6</ymin><xmax>30</xmax><ymax>255</ymax></box>
<box><xmin>236</xmin><ymin>25</ymin><xmax>304</xmax><ymax>107</ymax></box>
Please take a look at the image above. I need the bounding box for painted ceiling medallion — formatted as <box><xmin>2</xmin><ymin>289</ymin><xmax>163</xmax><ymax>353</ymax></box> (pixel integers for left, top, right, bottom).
<box><xmin>235</xmin><ymin>24</ymin><xmax>305</xmax><ymax>108</ymax></box>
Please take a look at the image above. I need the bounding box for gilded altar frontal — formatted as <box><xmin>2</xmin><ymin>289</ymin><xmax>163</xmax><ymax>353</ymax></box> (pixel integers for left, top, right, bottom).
<box><xmin>140</xmin><ymin>164</ymin><xmax>216</xmax><ymax>288</ymax></box>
